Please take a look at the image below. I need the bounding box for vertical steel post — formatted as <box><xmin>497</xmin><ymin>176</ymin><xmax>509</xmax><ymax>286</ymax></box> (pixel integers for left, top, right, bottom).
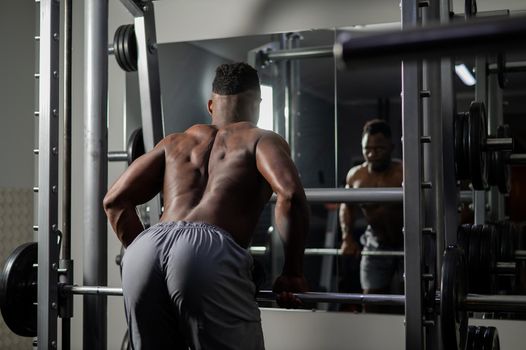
<box><xmin>121</xmin><ymin>0</ymin><xmax>164</xmax><ymax>224</ymax></box>
<box><xmin>474</xmin><ymin>56</ymin><xmax>487</xmax><ymax>225</ymax></box>
<box><xmin>401</xmin><ymin>1</ymin><xmax>425</xmax><ymax>349</ymax></box>
<box><xmin>422</xmin><ymin>2</ymin><xmax>442</xmax><ymax>349</ymax></box>
<box><xmin>60</xmin><ymin>0</ymin><xmax>73</xmax><ymax>348</ymax></box>
<box><xmin>37</xmin><ymin>0</ymin><xmax>61</xmax><ymax>348</ymax></box>
<box><xmin>439</xmin><ymin>0</ymin><xmax>459</xmax><ymax>247</ymax></box>
<box><xmin>83</xmin><ymin>0</ymin><xmax>108</xmax><ymax>348</ymax></box>
<box><xmin>287</xmin><ymin>33</ymin><xmax>302</xmax><ymax>162</ymax></box>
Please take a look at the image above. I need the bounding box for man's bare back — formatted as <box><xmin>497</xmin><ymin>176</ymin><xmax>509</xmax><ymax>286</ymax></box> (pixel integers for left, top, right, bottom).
<box><xmin>346</xmin><ymin>160</ymin><xmax>403</xmax><ymax>245</ymax></box>
<box><xmin>160</xmin><ymin>122</ymin><xmax>274</xmax><ymax>248</ymax></box>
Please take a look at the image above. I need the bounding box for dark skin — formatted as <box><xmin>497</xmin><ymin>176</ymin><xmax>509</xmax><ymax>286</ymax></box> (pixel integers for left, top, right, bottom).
<box><xmin>104</xmin><ymin>89</ymin><xmax>309</xmax><ymax>308</ymax></box>
<box><xmin>339</xmin><ymin>131</ymin><xmax>403</xmax><ymax>296</ymax></box>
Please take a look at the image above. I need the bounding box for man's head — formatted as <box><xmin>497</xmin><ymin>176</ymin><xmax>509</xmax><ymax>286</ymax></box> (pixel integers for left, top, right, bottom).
<box><xmin>208</xmin><ymin>63</ymin><xmax>261</xmax><ymax>125</ymax></box>
<box><xmin>361</xmin><ymin>119</ymin><xmax>394</xmax><ymax>172</ymax></box>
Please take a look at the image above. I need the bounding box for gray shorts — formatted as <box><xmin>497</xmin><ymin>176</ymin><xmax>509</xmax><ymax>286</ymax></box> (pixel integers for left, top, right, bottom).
<box><xmin>359</xmin><ymin>227</ymin><xmax>404</xmax><ymax>291</ymax></box>
<box><xmin>121</xmin><ymin>221</ymin><xmax>265</xmax><ymax>350</ymax></box>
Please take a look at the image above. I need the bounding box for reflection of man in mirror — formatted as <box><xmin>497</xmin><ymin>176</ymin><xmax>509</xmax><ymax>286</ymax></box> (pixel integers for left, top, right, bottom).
<box><xmin>339</xmin><ymin>119</ymin><xmax>403</xmax><ymax>312</ymax></box>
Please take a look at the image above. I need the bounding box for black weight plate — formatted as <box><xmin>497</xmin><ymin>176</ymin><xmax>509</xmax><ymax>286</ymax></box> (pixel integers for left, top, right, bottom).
<box><xmin>123</xmin><ymin>25</ymin><xmax>138</xmax><ymax>72</ymax></box>
<box><xmin>497</xmin><ymin>53</ymin><xmax>508</xmax><ymax>90</ymax></box>
<box><xmin>468</xmin><ymin>102</ymin><xmax>488</xmax><ymax>190</ymax></box>
<box><xmin>441</xmin><ymin>246</ymin><xmax>468</xmax><ymax>350</ymax></box>
<box><xmin>121</xmin><ymin>25</ymin><xmax>135</xmax><ymax>73</ymax></box>
<box><xmin>455</xmin><ymin>114</ymin><xmax>469</xmax><ymax>180</ymax></box>
<box><xmin>500</xmin><ymin>221</ymin><xmax>513</xmax><ymax>262</ymax></box>
<box><xmin>469</xmin><ymin>225</ymin><xmax>481</xmax><ymax>293</ymax></box>
<box><xmin>474</xmin><ymin>326</ymin><xmax>486</xmax><ymax>350</ymax></box>
<box><xmin>0</xmin><ymin>242</ymin><xmax>37</xmax><ymax>337</ymax></box>
<box><xmin>466</xmin><ymin>325</ymin><xmax>477</xmax><ymax>350</ymax></box>
<box><xmin>113</xmin><ymin>25</ymin><xmax>128</xmax><ymax>71</ymax></box>
<box><xmin>463</xmin><ymin>112</ymin><xmax>472</xmax><ymax>181</ymax></box>
<box><xmin>483</xmin><ymin>326</ymin><xmax>500</xmax><ymax>350</ymax></box>
<box><xmin>496</xmin><ymin>125</ymin><xmax>511</xmax><ymax>194</ymax></box>
<box><xmin>127</xmin><ymin>127</ymin><xmax>145</xmax><ymax>165</ymax></box>
<box><xmin>478</xmin><ymin>225</ymin><xmax>491</xmax><ymax>294</ymax></box>
<box><xmin>485</xmin><ymin>224</ymin><xmax>498</xmax><ymax>294</ymax></box>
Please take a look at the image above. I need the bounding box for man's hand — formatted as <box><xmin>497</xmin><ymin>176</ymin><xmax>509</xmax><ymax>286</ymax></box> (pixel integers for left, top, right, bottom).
<box><xmin>340</xmin><ymin>237</ymin><xmax>361</xmax><ymax>257</ymax></box>
<box><xmin>272</xmin><ymin>274</ymin><xmax>309</xmax><ymax>309</ymax></box>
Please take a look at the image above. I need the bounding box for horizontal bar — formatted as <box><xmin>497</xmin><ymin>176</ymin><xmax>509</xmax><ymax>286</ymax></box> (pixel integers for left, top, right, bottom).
<box><xmin>60</xmin><ymin>285</ymin><xmax>526</xmax><ymax>313</ymax></box>
<box><xmin>265</xmin><ymin>45</ymin><xmax>334</xmax><ymax>62</ymax></box>
<box><xmin>61</xmin><ymin>285</ymin><xmax>123</xmax><ymax>296</ymax></box>
<box><xmin>463</xmin><ymin>294</ymin><xmax>526</xmax><ymax>313</ymax></box>
<box><xmin>484</xmin><ymin>137</ymin><xmax>513</xmax><ymax>151</ymax></box>
<box><xmin>271</xmin><ymin>188</ymin><xmax>403</xmax><ymax>203</ymax></box>
<box><xmin>107</xmin><ymin>151</ymin><xmax>127</xmax><ymax>162</ymax></box>
<box><xmin>488</xmin><ymin>60</ymin><xmax>526</xmax><ymax>74</ymax></box>
<box><xmin>257</xmin><ymin>290</ymin><xmax>406</xmax><ymax>306</ymax></box>
<box><xmin>335</xmin><ymin>16</ymin><xmax>526</xmax><ymax>66</ymax></box>
<box><xmin>509</xmin><ymin>154</ymin><xmax>526</xmax><ymax>165</ymax></box>
<box><xmin>515</xmin><ymin>250</ymin><xmax>526</xmax><ymax>259</ymax></box>
<box><xmin>250</xmin><ymin>247</ymin><xmax>405</xmax><ymax>257</ymax></box>
<box><xmin>496</xmin><ymin>262</ymin><xmax>516</xmax><ymax>272</ymax></box>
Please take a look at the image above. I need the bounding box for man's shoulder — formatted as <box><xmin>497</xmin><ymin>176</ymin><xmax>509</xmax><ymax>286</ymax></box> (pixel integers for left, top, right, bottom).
<box><xmin>346</xmin><ymin>163</ymin><xmax>367</xmax><ymax>182</ymax></box>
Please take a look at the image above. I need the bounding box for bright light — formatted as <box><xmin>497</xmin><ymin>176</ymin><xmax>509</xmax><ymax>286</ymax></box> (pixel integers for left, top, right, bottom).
<box><xmin>258</xmin><ymin>85</ymin><xmax>273</xmax><ymax>131</ymax></box>
<box><xmin>455</xmin><ymin>64</ymin><xmax>476</xmax><ymax>86</ymax></box>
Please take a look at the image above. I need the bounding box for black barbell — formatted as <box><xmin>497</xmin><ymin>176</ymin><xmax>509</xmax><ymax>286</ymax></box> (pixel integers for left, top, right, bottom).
<box><xmin>107</xmin><ymin>127</ymin><xmax>144</xmax><ymax>165</ymax></box>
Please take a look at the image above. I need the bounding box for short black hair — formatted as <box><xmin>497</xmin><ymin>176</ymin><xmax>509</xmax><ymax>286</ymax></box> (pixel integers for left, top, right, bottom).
<box><xmin>212</xmin><ymin>62</ymin><xmax>261</xmax><ymax>95</ymax></box>
<box><xmin>362</xmin><ymin>119</ymin><xmax>392</xmax><ymax>139</ymax></box>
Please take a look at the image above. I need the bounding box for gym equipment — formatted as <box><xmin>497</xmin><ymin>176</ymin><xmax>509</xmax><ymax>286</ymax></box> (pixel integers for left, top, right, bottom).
<box><xmin>2</xmin><ymin>243</ymin><xmax>525</xmax><ymax>350</ymax></box>
<box><xmin>453</xmin><ymin>102</ymin><xmax>513</xmax><ymax>191</ymax></box>
<box><xmin>107</xmin><ymin>127</ymin><xmax>144</xmax><ymax>165</ymax></box>
<box><xmin>111</xmin><ymin>24</ymin><xmax>138</xmax><ymax>72</ymax></box>
<box><xmin>466</xmin><ymin>325</ymin><xmax>500</xmax><ymax>350</ymax></box>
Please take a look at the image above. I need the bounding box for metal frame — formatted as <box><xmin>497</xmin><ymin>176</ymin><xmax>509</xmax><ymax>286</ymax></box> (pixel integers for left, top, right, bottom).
<box><xmin>401</xmin><ymin>1</ymin><xmax>425</xmax><ymax>349</ymax></box>
<box><xmin>37</xmin><ymin>0</ymin><xmax>61</xmax><ymax>348</ymax></box>
<box><xmin>120</xmin><ymin>0</ymin><xmax>163</xmax><ymax>225</ymax></box>
<box><xmin>473</xmin><ymin>55</ymin><xmax>487</xmax><ymax>225</ymax></box>
<box><xmin>83</xmin><ymin>0</ymin><xmax>109</xmax><ymax>348</ymax></box>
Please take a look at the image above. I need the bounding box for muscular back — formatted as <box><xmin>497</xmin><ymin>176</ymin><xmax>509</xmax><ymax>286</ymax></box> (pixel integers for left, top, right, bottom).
<box><xmin>160</xmin><ymin>122</ymin><xmax>273</xmax><ymax>247</ymax></box>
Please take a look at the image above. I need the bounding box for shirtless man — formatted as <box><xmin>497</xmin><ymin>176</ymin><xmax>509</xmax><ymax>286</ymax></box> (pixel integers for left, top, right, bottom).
<box><xmin>104</xmin><ymin>63</ymin><xmax>309</xmax><ymax>349</ymax></box>
<box><xmin>339</xmin><ymin>119</ymin><xmax>403</xmax><ymax>302</ymax></box>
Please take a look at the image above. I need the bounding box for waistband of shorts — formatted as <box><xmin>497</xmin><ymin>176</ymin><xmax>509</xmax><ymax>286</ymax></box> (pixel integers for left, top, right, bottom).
<box><xmin>153</xmin><ymin>220</ymin><xmax>233</xmax><ymax>239</ymax></box>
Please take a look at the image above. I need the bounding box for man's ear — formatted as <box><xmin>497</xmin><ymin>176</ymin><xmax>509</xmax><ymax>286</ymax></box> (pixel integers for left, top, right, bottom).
<box><xmin>207</xmin><ymin>99</ymin><xmax>213</xmax><ymax>117</ymax></box>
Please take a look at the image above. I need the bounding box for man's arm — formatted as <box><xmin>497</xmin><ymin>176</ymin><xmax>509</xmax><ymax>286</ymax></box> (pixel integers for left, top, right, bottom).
<box><xmin>103</xmin><ymin>140</ymin><xmax>165</xmax><ymax>247</ymax></box>
<box><xmin>255</xmin><ymin>132</ymin><xmax>309</xmax><ymax>277</ymax></box>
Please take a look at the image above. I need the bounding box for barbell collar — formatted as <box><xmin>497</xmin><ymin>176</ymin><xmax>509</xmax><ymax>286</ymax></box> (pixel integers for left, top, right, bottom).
<box><xmin>484</xmin><ymin>137</ymin><xmax>513</xmax><ymax>151</ymax></box>
<box><xmin>107</xmin><ymin>151</ymin><xmax>128</xmax><ymax>162</ymax></box>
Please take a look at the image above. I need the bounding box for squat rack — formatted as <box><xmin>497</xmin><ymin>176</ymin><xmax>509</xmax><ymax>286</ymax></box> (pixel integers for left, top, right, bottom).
<box><xmin>34</xmin><ymin>0</ymin><xmax>526</xmax><ymax>349</ymax></box>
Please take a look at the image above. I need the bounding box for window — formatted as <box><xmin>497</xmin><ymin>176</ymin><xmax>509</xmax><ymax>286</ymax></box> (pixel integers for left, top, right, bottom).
<box><xmin>257</xmin><ymin>85</ymin><xmax>273</xmax><ymax>131</ymax></box>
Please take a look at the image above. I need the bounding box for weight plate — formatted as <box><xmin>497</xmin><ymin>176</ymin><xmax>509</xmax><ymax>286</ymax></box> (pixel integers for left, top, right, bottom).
<box><xmin>466</xmin><ymin>325</ymin><xmax>477</xmax><ymax>350</ymax></box>
<box><xmin>469</xmin><ymin>224</ymin><xmax>480</xmax><ymax>292</ymax></box>
<box><xmin>123</xmin><ymin>25</ymin><xmax>138</xmax><ymax>72</ymax></box>
<box><xmin>468</xmin><ymin>102</ymin><xmax>488</xmax><ymax>190</ymax></box>
<box><xmin>485</xmin><ymin>224</ymin><xmax>498</xmax><ymax>294</ymax></box>
<box><xmin>483</xmin><ymin>326</ymin><xmax>500</xmax><ymax>350</ymax></box>
<box><xmin>495</xmin><ymin>125</ymin><xmax>511</xmax><ymax>194</ymax></box>
<box><xmin>478</xmin><ymin>225</ymin><xmax>493</xmax><ymax>294</ymax></box>
<box><xmin>474</xmin><ymin>326</ymin><xmax>486</xmax><ymax>350</ymax></box>
<box><xmin>121</xmin><ymin>25</ymin><xmax>135</xmax><ymax>72</ymax></box>
<box><xmin>463</xmin><ymin>111</ymin><xmax>472</xmax><ymax>181</ymax></box>
<box><xmin>114</xmin><ymin>25</ymin><xmax>133</xmax><ymax>72</ymax></box>
<box><xmin>441</xmin><ymin>246</ymin><xmax>468</xmax><ymax>350</ymax></box>
<box><xmin>455</xmin><ymin>114</ymin><xmax>469</xmax><ymax>180</ymax></box>
<box><xmin>126</xmin><ymin>127</ymin><xmax>145</xmax><ymax>165</ymax></box>
<box><xmin>497</xmin><ymin>53</ymin><xmax>508</xmax><ymax>90</ymax></box>
<box><xmin>0</xmin><ymin>242</ymin><xmax>37</xmax><ymax>337</ymax></box>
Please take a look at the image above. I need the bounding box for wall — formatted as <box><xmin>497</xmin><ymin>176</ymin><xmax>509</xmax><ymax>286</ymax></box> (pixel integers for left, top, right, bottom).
<box><xmin>0</xmin><ymin>1</ymin><xmax>36</xmax><ymax>349</ymax></box>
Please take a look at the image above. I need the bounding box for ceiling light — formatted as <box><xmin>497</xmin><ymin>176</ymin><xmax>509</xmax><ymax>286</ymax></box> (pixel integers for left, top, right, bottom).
<box><xmin>455</xmin><ymin>64</ymin><xmax>476</xmax><ymax>86</ymax></box>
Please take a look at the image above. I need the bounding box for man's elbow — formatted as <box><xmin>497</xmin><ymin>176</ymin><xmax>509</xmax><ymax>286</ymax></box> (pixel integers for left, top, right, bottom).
<box><xmin>103</xmin><ymin>191</ymin><xmax>123</xmax><ymax>217</ymax></box>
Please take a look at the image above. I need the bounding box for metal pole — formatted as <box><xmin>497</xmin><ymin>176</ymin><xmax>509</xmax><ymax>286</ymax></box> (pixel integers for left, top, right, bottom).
<box><xmin>37</xmin><ymin>0</ymin><xmax>61</xmax><ymax>348</ymax></box>
<box><xmin>287</xmin><ymin>33</ymin><xmax>302</xmax><ymax>162</ymax></box>
<box><xmin>266</xmin><ymin>45</ymin><xmax>333</xmax><ymax>61</ymax></box>
<box><xmin>61</xmin><ymin>0</ymin><xmax>73</xmax><ymax>348</ymax></box>
<box><xmin>488</xmin><ymin>60</ymin><xmax>526</xmax><ymax>73</ymax></box>
<box><xmin>335</xmin><ymin>16</ymin><xmax>526</xmax><ymax>65</ymax></box>
<box><xmin>84</xmin><ymin>0</ymin><xmax>108</xmax><ymax>348</ymax></box>
<box><xmin>510</xmin><ymin>154</ymin><xmax>526</xmax><ymax>164</ymax></box>
<box><xmin>107</xmin><ymin>151</ymin><xmax>128</xmax><ymax>162</ymax></box>
<box><xmin>401</xmin><ymin>1</ymin><xmax>425</xmax><ymax>349</ymax></box>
